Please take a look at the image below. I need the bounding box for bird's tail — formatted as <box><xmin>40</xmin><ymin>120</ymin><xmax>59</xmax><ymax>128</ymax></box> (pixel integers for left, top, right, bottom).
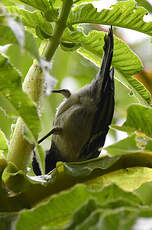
<box><xmin>91</xmin><ymin>26</ymin><xmax>114</xmax><ymax>99</ymax></box>
<box><xmin>99</xmin><ymin>26</ymin><xmax>113</xmax><ymax>80</ymax></box>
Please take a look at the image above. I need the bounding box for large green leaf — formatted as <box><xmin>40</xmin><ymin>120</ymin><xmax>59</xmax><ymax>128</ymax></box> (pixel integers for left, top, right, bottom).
<box><xmin>65</xmin><ymin>206</ymin><xmax>137</xmax><ymax>230</ymax></box>
<box><xmin>0</xmin><ymin>60</ymin><xmax>40</xmax><ymax>139</ymax></box>
<box><xmin>68</xmin><ymin>0</ymin><xmax>152</xmax><ymax>36</ymax></box>
<box><xmin>3</xmin><ymin>150</ymin><xmax>152</xmax><ymax>208</ymax></box>
<box><xmin>62</xmin><ymin>29</ymin><xmax>150</xmax><ymax>105</ymax></box>
<box><xmin>15</xmin><ymin>182</ymin><xmax>152</xmax><ymax>230</ymax></box>
<box><xmin>63</xmin><ymin>200</ymin><xmax>138</xmax><ymax>230</ymax></box>
<box><xmin>113</xmin><ymin>104</ymin><xmax>152</xmax><ymax>138</ymax></box>
<box><xmin>15</xmin><ymin>184</ymin><xmax>142</xmax><ymax>230</ymax></box>
<box><xmin>87</xmin><ymin>167</ymin><xmax>152</xmax><ymax>192</ymax></box>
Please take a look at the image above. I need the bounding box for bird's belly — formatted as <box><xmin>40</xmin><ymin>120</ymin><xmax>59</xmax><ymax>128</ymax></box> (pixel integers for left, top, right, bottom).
<box><xmin>52</xmin><ymin>103</ymin><xmax>96</xmax><ymax>161</ymax></box>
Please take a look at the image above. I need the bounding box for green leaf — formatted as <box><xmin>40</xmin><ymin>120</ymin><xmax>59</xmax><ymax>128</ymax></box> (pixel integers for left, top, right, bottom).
<box><xmin>1</xmin><ymin>7</ymin><xmax>40</xmax><ymax>59</ymax></box>
<box><xmin>90</xmin><ymin>167</ymin><xmax>152</xmax><ymax>192</ymax></box>
<box><xmin>0</xmin><ymin>130</ymin><xmax>8</xmax><ymax>150</ymax></box>
<box><xmin>0</xmin><ymin>60</ymin><xmax>40</xmax><ymax>139</ymax></box>
<box><xmin>0</xmin><ymin>25</ymin><xmax>17</xmax><ymax>45</ymax></box>
<box><xmin>17</xmin><ymin>0</ymin><xmax>51</xmax><ymax>12</ymax></box>
<box><xmin>135</xmin><ymin>0</ymin><xmax>152</xmax><ymax>14</ymax></box>
<box><xmin>136</xmin><ymin>181</ymin><xmax>152</xmax><ymax>205</ymax></box>
<box><xmin>105</xmin><ymin>134</ymin><xmax>141</xmax><ymax>156</ymax></box>
<box><xmin>90</xmin><ymin>208</ymin><xmax>137</xmax><ymax>230</ymax></box>
<box><xmin>0</xmin><ymin>0</ymin><xmax>16</xmax><ymax>6</ymax></box>
<box><xmin>64</xmin><ymin>199</ymin><xmax>102</xmax><ymax>230</ymax></box>
<box><xmin>0</xmin><ymin>159</ymin><xmax>7</xmax><ymax>174</ymax></box>
<box><xmin>15</xmin><ymin>184</ymin><xmax>141</xmax><ymax>230</ymax></box>
<box><xmin>68</xmin><ymin>1</ymin><xmax>152</xmax><ymax>36</ymax></box>
<box><xmin>6</xmin><ymin>151</ymin><xmax>152</xmax><ymax>206</ymax></box>
<box><xmin>48</xmin><ymin>0</ymin><xmax>62</xmax><ymax>8</ymax></box>
<box><xmin>0</xmin><ymin>108</ymin><xmax>15</xmax><ymax>139</ymax></box>
<box><xmin>35</xmin><ymin>144</ymin><xmax>45</xmax><ymax>175</ymax></box>
<box><xmin>0</xmin><ymin>93</ymin><xmax>17</xmax><ymax>117</ymax></box>
<box><xmin>115</xmin><ymin>69</ymin><xmax>151</xmax><ymax>105</ymax></box>
<box><xmin>0</xmin><ymin>25</ymin><xmax>39</xmax><ymax>60</ymax></box>
<box><xmin>63</xmin><ymin>29</ymin><xmax>142</xmax><ymax>76</ymax></box>
<box><xmin>60</xmin><ymin>41</ymin><xmax>81</xmax><ymax>51</ymax></box>
<box><xmin>0</xmin><ymin>0</ymin><xmax>22</xmax><ymax>6</ymax></box>
<box><xmin>6</xmin><ymin>7</ymin><xmax>53</xmax><ymax>36</ymax></box>
<box><xmin>74</xmin><ymin>0</ymin><xmax>100</xmax><ymax>4</ymax></box>
<box><xmin>7</xmin><ymin>18</ymin><xmax>25</xmax><ymax>47</ymax></box>
<box><xmin>0</xmin><ymin>26</ymin><xmax>55</xmax><ymax>87</ymax></box>
<box><xmin>0</xmin><ymin>44</ymin><xmax>32</xmax><ymax>78</ymax></box>
<box><xmin>114</xmin><ymin>104</ymin><xmax>152</xmax><ymax>138</ymax></box>
<box><xmin>139</xmin><ymin>206</ymin><xmax>152</xmax><ymax>218</ymax></box>
<box><xmin>105</xmin><ymin>132</ymin><xmax>152</xmax><ymax>158</ymax></box>
<box><xmin>23</xmin><ymin>30</ymin><xmax>40</xmax><ymax>60</ymax></box>
<box><xmin>0</xmin><ymin>130</ymin><xmax>8</xmax><ymax>157</ymax></box>
<box><xmin>63</xmin><ymin>155</ymin><xmax>120</xmax><ymax>177</ymax></box>
<box><xmin>62</xmin><ymin>29</ymin><xmax>150</xmax><ymax>105</ymax></box>
<box><xmin>36</xmin><ymin>26</ymin><xmax>52</xmax><ymax>39</ymax></box>
<box><xmin>64</xmin><ymin>198</ymin><xmax>139</xmax><ymax>230</ymax></box>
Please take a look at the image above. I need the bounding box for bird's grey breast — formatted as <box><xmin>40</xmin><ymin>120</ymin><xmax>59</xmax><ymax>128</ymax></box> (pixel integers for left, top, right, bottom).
<box><xmin>52</xmin><ymin>85</ymin><xmax>97</xmax><ymax>161</ymax></box>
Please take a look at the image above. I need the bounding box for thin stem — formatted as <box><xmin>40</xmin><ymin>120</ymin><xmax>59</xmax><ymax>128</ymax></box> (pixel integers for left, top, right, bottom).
<box><xmin>43</xmin><ymin>0</ymin><xmax>73</xmax><ymax>61</ymax></box>
<box><xmin>7</xmin><ymin>0</ymin><xmax>73</xmax><ymax>172</ymax></box>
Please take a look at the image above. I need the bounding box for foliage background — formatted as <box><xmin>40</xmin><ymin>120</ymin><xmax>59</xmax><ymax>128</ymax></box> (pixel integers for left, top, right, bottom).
<box><xmin>0</xmin><ymin>0</ymin><xmax>152</xmax><ymax>229</ymax></box>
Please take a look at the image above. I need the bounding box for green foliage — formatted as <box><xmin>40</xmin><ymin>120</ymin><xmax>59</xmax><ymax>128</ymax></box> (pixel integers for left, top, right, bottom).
<box><xmin>6</xmin><ymin>7</ymin><xmax>53</xmax><ymax>36</ymax></box>
<box><xmin>0</xmin><ymin>130</ymin><xmax>8</xmax><ymax>158</ymax></box>
<box><xmin>68</xmin><ymin>1</ymin><xmax>152</xmax><ymax>36</ymax></box>
<box><xmin>14</xmin><ymin>183</ymin><xmax>152</xmax><ymax>230</ymax></box>
<box><xmin>17</xmin><ymin>0</ymin><xmax>52</xmax><ymax>12</ymax></box>
<box><xmin>0</xmin><ymin>60</ymin><xmax>40</xmax><ymax>139</ymax></box>
<box><xmin>15</xmin><ymin>184</ymin><xmax>141</xmax><ymax>230</ymax></box>
<box><xmin>113</xmin><ymin>104</ymin><xmax>152</xmax><ymax>138</ymax></box>
<box><xmin>62</xmin><ymin>29</ymin><xmax>150</xmax><ymax>104</ymax></box>
<box><xmin>0</xmin><ymin>25</ymin><xmax>39</xmax><ymax>59</ymax></box>
<box><xmin>135</xmin><ymin>0</ymin><xmax>152</xmax><ymax>14</ymax></box>
<box><xmin>0</xmin><ymin>0</ymin><xmax>152</xmax><ymax>229</ymax></box>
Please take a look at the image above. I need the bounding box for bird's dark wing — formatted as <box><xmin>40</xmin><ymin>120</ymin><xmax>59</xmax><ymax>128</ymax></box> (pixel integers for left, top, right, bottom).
<box><xmin>80</xmin><ymin>27</ymin><xmax>114</xmax><ymax>159</ymax></box>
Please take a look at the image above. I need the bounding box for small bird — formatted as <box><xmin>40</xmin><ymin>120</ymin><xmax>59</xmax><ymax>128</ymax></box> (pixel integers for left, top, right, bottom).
<box><xmin>32</xmin><ymin>26</ymin><xmax>114</xmax><ymax>175</ymax></box>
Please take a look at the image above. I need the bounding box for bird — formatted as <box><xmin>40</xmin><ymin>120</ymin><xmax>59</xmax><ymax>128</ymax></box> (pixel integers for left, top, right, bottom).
<box><xmin>32</xmin><ymin>26</ymin><xmax>114</xmax><ymax>175</ymax></box>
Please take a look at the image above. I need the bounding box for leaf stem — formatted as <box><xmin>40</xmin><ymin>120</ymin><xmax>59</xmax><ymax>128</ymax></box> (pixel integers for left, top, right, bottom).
<box><xmin>6</xmin><ymin>0</ymin><xmax>73</xmax><ymax>172</ymax></box>
<box><xmin>43</xmin><ymin>0</ymin><xmax>73</xmax><ymax>61</ymax></box>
